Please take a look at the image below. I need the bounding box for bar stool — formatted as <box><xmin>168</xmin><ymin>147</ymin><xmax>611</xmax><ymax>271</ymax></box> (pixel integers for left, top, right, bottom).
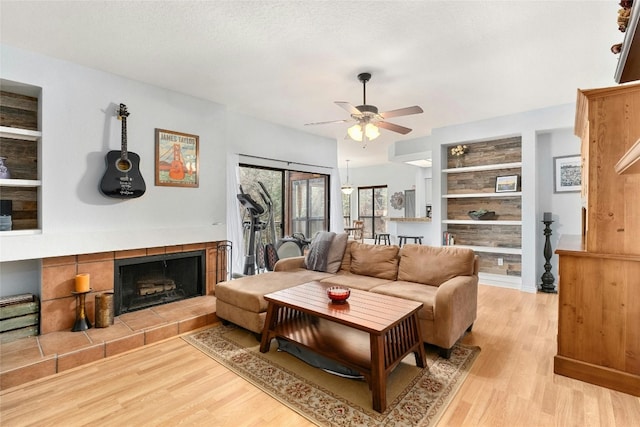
<box><xmin>374</xmin><ymin>233</ymin><xmax>391</xmax><ymax>245</ymax></box>
<box><xmin>398</xmin><ymin>235</ymin><xmax>423</xmax><ymax>247</ymax></box>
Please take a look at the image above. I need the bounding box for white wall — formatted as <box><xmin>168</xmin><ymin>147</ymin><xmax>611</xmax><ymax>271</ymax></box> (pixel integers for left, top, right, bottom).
<box><xmin>536</xmin><ymin>129</ymin><xmax>582</xmax><ymax>286</ymax></box>
<box><xmin>0</xmin><ymin>45</ymin><xmax>336</xmax><ymax>295</ymax></box>
<box><xmin>340</xmin><ymin>162</ymin><xmax>417</xmax><ymax>221</ymax></box>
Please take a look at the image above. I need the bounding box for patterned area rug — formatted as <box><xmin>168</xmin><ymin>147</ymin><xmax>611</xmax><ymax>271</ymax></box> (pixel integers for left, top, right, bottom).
<box><xmin>183</xmin><ymin>325</ymin><xmax>479</xmax><ymax>426</ymax></box>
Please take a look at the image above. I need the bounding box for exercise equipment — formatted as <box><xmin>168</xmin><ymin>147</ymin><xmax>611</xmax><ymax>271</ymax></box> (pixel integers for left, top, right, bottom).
<box><xmin>237</xmin><ymin>191</ymin><xmax>264</xmax><ymax>275</ymax></box>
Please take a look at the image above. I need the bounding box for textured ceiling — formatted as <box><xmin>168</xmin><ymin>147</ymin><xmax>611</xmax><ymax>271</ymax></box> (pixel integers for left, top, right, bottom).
<box><xmin>0</xmin><ymin>1</ymin><xmax>625</xmax><ymax>167</ymax></box>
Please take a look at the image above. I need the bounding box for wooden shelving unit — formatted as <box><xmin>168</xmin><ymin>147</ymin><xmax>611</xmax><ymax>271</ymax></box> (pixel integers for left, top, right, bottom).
<box><xmin>0</xmin><ymin>86</ymin><xmax>42</xmax><ymax>235</ymax></box>
<box><xmin>555</xmin><ymin>83</ymin><xmax>640</xmax><ymax>397</ymax></box>
<box><xmin>441</xmin><ymin>137</ymin><xmax>522</xmax><ymax>277</ymax></box>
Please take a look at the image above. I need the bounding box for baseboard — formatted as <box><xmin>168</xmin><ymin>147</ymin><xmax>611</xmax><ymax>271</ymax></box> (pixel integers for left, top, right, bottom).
<box><xmin>478</xmin><ymin>272</ymin><xmax>521</xmax><ymax>290</ymax></box>
<box><xmin>554</xmin><ymin>355</ymin><xmax>640</xmax><ymax>397</ymax></box>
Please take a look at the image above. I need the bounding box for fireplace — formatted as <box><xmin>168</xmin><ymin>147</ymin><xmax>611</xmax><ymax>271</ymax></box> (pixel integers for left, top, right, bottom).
<box><xmin>114</xmin><ymin>250</ymin><xmax>205</xmax><ymax>316</ymax></box>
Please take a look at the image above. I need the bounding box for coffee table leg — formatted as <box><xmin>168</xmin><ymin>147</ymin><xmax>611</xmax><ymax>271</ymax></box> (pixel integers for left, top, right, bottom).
<box><xmin>260</xmin><ymin>303</ymin><xmax>277</xmax><ymax>353</ymax></box>
<box><xmin>370</xmin><ymin>334</ymin><xmax>387</xmax><ymax>412</ymax></box>
<box><xmin>413</xmin><ymin>314</ymin><xmax>427</xmax><ymax>368</ymax></box>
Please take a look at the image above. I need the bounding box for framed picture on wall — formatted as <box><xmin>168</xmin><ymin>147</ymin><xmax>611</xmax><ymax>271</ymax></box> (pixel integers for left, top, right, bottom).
<box><xmin>495</xmin><ymin>175</ymin><xmax>519</xmax><ymax>193</ymax></box>
<box><xmin>155</xmin><ymin>129</ymin><xmax>199</xmax><ymax>188</ymax></box>
<box><xmin>553</xmin><ymin>155</ymin><xmax>581</xmax><ymax>193</ymax></box>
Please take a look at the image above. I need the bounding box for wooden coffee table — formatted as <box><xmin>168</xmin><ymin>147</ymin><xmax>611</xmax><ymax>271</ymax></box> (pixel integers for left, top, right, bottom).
<box><xmin>260</xmin><ymin>281</ymin><xmax>426</xmax><ymax>412</ymax></box>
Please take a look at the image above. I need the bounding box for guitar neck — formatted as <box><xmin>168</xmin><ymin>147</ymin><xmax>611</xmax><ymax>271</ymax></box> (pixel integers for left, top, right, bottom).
<box><xmin>121</xmin><ymin>116</ymin><xmax>128</xmax><ymax>160</ymax></box>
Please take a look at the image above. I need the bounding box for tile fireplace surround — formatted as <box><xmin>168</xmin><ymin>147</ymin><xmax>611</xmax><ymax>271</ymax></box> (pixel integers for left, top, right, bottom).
<box><xmin>40</xmin><ymin>242</ymin><xmax>224</xmax><ymax>334</ymax></box>
<box><xmin>0</xmin><ymin>242</ymin><xmax>226</xmax><ymax>390</ymax></box>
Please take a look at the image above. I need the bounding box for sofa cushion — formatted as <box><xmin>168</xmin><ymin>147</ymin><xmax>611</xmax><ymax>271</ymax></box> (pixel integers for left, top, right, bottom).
<box><xmin>320</xmin><ymin>272</ymin><xmax>393</xmax><ymax>291</ymax></box>
<box><xmin>349</xmin><ymin>242</ymin><xmax>399</xmax><ymax>280</ymax></box>
<box><xmin>398</xmin><ymin>244</ymin><xmax>475</xmax><ymax>286</ymax></box>
<box><xmin>215</xmin><ymin>270</ymin><xmax>332</xmax><ymax>313</ymax></box>
<box><xmin>370</xmin><ymin>281</ymin><xmax>436</xmax><ymax>321</ymax></box>
<box><xmin>304</xmin><ymin>231</ymin><xmax>335</xmax><ymax>272</ymax></box>
<box><xmin>325</xmin><ymin>232</ymin><xmax>348</xmax><ymax>273</ymax></box>
<box><xmin>339</xmin><ymin>240</ymin><xmax>356</xmax><ymax>272</ymax></box>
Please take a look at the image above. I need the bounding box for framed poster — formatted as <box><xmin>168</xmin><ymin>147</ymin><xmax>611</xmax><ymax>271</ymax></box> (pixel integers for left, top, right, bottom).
<box><xmin>553</xmin><ymin>155</ymin><xmax>581</xmax><ymax>193</ymax></box>
<box><xmin>155</xmin><ymin>129</ymin><xmax>199</xmax><ymax>187</ymax></box>
<box><xmin>495</xmin><ymin>175</ymin><xmax>519</xmax><ymax>193</ymax></box>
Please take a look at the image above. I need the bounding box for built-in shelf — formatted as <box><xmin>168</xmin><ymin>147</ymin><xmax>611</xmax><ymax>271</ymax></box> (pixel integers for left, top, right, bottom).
<box><xmin>442</xmin><ymin>220</ymin><xmax>522</xmax><ymax>225</ymax></box>
<box><xmin>0</xmin><ymin>87</ymin><xmax>42</xmax><ymax>235</ymax></box>
<box><xmin>442</xmin><ymin>192</ymin><xmax>522</xmax><ymax>199</ymax></box>
<box><xmin>615</xmin><ymin>137</ymin><xmax>640</xmax><ymax>175</ymax></box>
<box><xmin>0</xmin><ymin>229</ymin><xmax>42</xmax><ymax>237</ymax></box>
<box><xmin>448</xmin><ymin>244</ymin><xmax>522</xmax><ymax>255</ymax></box>
<box><xmin>442</xmin><ymin>162</ymin><xmax>522</xmax><ymax>174</ymax></box>
<box><xmin>0</xmin><ymin>126</ymin><xmax>42</xmax><ymax>141</ymax></box>
<box><xmin>0</xmin><ymin>179</ymin><xmax>42</xmax><ymax>187</ymax></box>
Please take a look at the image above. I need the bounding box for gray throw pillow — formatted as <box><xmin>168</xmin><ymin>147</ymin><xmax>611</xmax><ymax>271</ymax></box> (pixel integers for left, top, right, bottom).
<box><xmin>304</xmin><ymin>231</ymin><xmax>336</xmax><ymax>272</ymax></box>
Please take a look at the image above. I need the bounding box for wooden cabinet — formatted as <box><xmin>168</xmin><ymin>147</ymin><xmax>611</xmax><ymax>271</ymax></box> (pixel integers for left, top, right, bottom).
<box><xmin>554</xmin><ymin>83</ymin><xmax>640</xmax><ymax>397</ymax></box>
<box><xmin>0</xmin><ymin>85</ymin><xmax>41</xmax><ymax>235</ymax></box>
<box><xmin>442</xmin><ymin>137</ymin><xmax>522</xmax><ymax>279</ymax></box>
<box><xmin>574</xmin><ymin>83</ymin><xmax>640</xmax><ymax>255</ymax></box>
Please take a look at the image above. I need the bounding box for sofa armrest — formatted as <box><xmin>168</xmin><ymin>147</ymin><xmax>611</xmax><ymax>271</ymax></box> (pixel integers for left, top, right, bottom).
<box><xmin>274</xmin><ymin>256</ymin><xmax>306</xmax><ymax>271</ymax></box>
<box><xmin>433</xmin><ymin>274</ymin><xmax>478</xmax><ymax>348</ymax></box>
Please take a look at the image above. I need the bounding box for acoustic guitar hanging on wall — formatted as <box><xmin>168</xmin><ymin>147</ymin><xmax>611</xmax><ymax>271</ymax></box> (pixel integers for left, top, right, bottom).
<box><xmin>100</xmin><ymin>103</ymin><xmax>146</xmax><ymax>198</ymax></box>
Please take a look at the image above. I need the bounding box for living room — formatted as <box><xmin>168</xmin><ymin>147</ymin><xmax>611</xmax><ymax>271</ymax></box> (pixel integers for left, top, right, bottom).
<box><xmin>1</xmin><ymin>1</ymin><xmax>639</xmax><ymax>425</ymax></box>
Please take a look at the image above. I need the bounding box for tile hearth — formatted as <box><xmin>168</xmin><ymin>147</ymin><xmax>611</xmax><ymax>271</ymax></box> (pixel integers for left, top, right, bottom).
<box><xmin>0</xmin><ymin>295</ymin><xmax>217</xmax><ymax>391</ymax></box>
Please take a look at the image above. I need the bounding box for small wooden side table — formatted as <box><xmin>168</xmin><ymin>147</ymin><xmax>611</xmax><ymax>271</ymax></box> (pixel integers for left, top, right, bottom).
<box><xmin>71</xmin><ymin>289</ymin><xmax>92</xmax><ymax>332</ymax></box>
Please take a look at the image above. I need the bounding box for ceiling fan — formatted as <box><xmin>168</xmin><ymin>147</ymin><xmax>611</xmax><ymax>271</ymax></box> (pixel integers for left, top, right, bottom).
<box><xmin>305</xmin><ymin>72</ymin><xmax>423</xmax><ymax>143</ymax></box>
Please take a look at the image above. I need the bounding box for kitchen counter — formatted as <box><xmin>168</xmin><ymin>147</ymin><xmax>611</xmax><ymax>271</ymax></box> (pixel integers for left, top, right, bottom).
<box><xmin>386</xmin><ymin>217</ymin><xmax>432</xmax><ymax>223</ymax></box>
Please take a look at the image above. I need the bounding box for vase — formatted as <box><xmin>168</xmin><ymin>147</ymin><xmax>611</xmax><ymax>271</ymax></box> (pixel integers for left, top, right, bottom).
<box><xmin>455</xmin><ymin>157</ymin><xmax>463</xmax><ymax>168</ymax></box>
<box><xmin>0</xmin><ymin>157</ymin><xmax>10</xmax><ymax>179</ymax></box>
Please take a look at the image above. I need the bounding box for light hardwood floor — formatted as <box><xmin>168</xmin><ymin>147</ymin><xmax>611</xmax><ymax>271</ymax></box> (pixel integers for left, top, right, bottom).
<box><xmin>1</xmin><ymin>285</ymin><xmax>639</xmax><ymax>426</ymax></box>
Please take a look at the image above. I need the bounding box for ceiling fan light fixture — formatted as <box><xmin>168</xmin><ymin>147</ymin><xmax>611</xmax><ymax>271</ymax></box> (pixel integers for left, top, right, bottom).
<box><xmin>347</xmin><ymin>123</ymin><xmax>380</xmax><ymax>142</ymax></box>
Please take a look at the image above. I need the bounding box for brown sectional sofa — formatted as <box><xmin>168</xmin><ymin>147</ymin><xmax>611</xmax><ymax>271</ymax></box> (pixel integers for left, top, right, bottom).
<box><xmin>215</xmin><ymin>240</ymin><xmax>479</xmax><ymax>357</ymax></box>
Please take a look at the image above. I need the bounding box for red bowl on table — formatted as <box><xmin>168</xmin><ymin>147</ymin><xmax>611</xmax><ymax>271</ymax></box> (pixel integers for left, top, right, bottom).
<box><xmin>327</xmin><ymin>286</ymin><xmax>350</xmax><ymax>303</ymax></box>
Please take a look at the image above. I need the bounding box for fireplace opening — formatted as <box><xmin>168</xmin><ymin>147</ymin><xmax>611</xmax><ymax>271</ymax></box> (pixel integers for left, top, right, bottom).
<box><xmin>114</xmin><ymin>250</ymin><xmax>205</xmax><ymax>316</ymax></box>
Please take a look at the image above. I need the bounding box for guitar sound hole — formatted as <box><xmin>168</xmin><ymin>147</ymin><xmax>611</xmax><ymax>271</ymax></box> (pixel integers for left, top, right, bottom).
<box><xmin>116</xmin><ymin>159</ymin><xmax>132</xmax><ymax>173</ymax></box>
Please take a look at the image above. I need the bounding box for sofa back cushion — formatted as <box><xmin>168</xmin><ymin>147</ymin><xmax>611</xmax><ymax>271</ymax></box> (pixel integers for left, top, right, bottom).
<box><xmin>339</xmin><ymin>240</ymin><xmax>355</xmax><ymax>272</ymax></box>
<box><xmin>349</xmin><ymin>242</ymin><xmax>399</xmax><ymax>280</ymax></box>
<box><xmin>398</xmin><ymin>244</ymin><xmax>475</xmax><ymax>286</ymax></box>
<box><xmin>325</xmin><ymin>232</ymin><xmax>348</xmax><ymax>273</ymax></box>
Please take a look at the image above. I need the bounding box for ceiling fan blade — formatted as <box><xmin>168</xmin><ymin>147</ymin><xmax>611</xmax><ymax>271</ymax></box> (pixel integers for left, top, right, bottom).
<box><xmin>377</xmin><ymin>121</ymin><xmax>412</xmax><ymax>135</ymax></box>
<box><xmin>335</xmin><ymin>101</ymin><xmax>362</xmax><ymax>116</ymax></box>
<box><xmin>379</xmin><ymin>106</ymin><xmax>423</xmax><ymax>119</ymax></box>
<box><xmin>304</xmin><ymin>119</ymin><xmax>351</xmax><ymax>126</ymax></box>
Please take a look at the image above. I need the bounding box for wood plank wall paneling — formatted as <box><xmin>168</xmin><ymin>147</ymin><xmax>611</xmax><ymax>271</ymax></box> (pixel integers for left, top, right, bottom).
<box><xmin>0</xmin><ymin>188</ymin><xmax>37</xmax><ymax>230</ymax></box>
<box><xmin>447</xmin><ymin>167</ymin><xmax>521</xmax><ymax>195</ymax></box>
<box><xmin>1</xmin><ymin>91</ymin><xmax>39</xmax><ymax>231</ymax></box>
<box><xmin>447</xmin><ymin>136</ymin><xmax>521</xmax><ymax>169</ymax></box>
<box><xmin>445</xmin><ymin>136</ymin><xmax>522</xmax><ymax>278</ymax></box>
<box><xmin>479</xmin><ymin>252</ymin><xmax>522</xmax><ymax>276</ymax></box>
<box><xmin>0</xmin><ymin>137</ymin><xmax>38</xmax><ymax>180</ymax></box>
<box><xmin>0</xmin><ymin>91</ymin><xmax>38</xmax><ymax>130</ymax></box>
<box><xmin>447</xmin><ymin>197</ymin><xmax>521</xmax><ymax>220</ymax></box>
<box><xmin>447</xmin><ymin>224</ymin><xmax>521</xmax><ymax>248</ymax></box>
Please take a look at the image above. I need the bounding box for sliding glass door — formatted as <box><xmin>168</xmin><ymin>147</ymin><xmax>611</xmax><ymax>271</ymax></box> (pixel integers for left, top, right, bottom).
<box><xmin>288</xmin><ymin>172</ymin><xmax>329</xmax><ymax>239</ymax></box>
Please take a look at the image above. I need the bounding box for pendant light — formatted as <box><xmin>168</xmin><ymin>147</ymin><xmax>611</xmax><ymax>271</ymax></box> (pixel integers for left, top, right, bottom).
<box><xmin>341</xmin><ymin>160</ymin><xmax>354</xmax><ymax>195</ymax></box>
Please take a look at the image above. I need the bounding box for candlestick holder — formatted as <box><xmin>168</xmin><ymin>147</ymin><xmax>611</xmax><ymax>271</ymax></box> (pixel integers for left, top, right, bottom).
<box><xmin>71</xmin><ymin>289</ymin><xmax>93</xmax><ymax>331</ymax></box>
<box><xmin>539</xmin><ymin>220</ymin><xmax>557</xmax><ymax>293</ymax></box>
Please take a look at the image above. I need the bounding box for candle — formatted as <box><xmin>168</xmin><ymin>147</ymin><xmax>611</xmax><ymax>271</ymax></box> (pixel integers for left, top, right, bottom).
<box><xmin>543</xmin><ymin>212</ymin><xmax>552</xmax><ymax>222</ymax></box>
<box><xmin>75</xmin><ymin>273</ymin><xmax>90</xmax><ymax>293</ymax></box>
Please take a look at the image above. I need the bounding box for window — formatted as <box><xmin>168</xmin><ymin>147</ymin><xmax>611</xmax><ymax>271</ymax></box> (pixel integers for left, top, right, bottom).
<box><xmin>238</xmin><ymin>165</ymin><xmax>331</xmax><ymax>243</ymax></box>
<box><xmin>358</xmin><ymin>186</ymin><xmax>387</xmax><ymax>239</ymax></box>
<box><xmin>288</xmin><ymin>172</ymin><xmax>328</xmax><ymax>239</ymax></box>
<box><xmin>342</xmin><ymin>192</ymin><xmax>351</xmax><ymax>228</ymax></box>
